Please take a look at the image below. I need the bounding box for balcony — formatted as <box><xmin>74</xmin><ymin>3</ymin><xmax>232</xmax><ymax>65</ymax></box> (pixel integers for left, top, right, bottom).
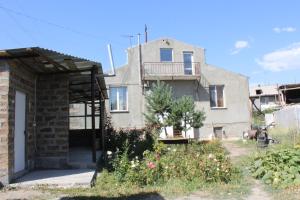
<box><xmin>142</xmin><ymin>62</ymin><xmax>201</xmax><ymax>80</ymax></box>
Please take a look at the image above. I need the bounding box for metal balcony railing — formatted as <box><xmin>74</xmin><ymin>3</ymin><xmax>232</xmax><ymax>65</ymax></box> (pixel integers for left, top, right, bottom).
<box><xmin>143</xmin><ymin>62</ymin><xmax>201</xmax><ymax>77</ymax></box>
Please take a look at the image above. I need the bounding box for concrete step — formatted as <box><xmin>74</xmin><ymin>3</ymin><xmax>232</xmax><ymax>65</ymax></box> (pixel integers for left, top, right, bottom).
<box><xmin>68</xmin><ymin>162</ymin><xmax>96</xmax><ymax>169</ymax></box>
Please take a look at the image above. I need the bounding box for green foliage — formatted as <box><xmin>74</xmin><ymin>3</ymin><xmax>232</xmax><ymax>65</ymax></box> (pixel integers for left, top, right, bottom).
<box><xmin>144</xmin><ymin>81</ymin><xmax>205</xmax><ymax>137</ymax></box>
<box><xmin>169</xmin><ymin>96</ymin><xmax>205</xmax><ymax>136</ymax></box>
<box><xmin>112</xmin><ymin>140</ymin><xmax>239</xmax><ymax>186</ymax></box>
<box><xmin>144</xmin><ymin>81</ymin><xmax>173</xmax><ymax>134</ymax></box>
<box><xmin>106</xmin><ymin>129</ymin><xmax>154</xmax><ymax>159</ymax></box>
<box><xmin>250</xmin><ymin>148</ymin><xmax>300</xmax><ymax>188</ymax></box>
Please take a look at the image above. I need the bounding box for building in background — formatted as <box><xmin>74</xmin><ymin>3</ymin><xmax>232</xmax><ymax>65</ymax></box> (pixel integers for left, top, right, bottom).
<box><xmin>105</xmin><ymin>38</ymin><xmax>251</xmax><ymax>140</ymax></box>
<box><xmin>249</xmin><ymin>84</ymin><xmax>280</xmax><ymax>111</ymax></box>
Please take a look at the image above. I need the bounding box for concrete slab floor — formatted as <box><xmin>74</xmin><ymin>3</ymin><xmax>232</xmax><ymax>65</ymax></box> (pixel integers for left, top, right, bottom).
<box><xmin>10</xmin><ymin>169</ymin><xmax>96</xmax><ymax>188</ymax></box>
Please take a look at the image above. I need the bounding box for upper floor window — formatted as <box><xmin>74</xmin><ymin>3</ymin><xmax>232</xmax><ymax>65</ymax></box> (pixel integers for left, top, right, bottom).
<box><xmin>160</xmin><ymin>48</ymin><xmax>173</xmax><ymax>62</ymax></box>
<box><xmin>209</xmin><ymin>85</ymin><xmax>225</xmax><ymax>108</ymax></box>
<box><xmin>110</xmin><ymin>86</ymin><xmax>128</xmax><ymax>112</ymax></box>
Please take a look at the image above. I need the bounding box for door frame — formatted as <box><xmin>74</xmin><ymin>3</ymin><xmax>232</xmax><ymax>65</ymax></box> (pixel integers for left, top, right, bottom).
<box><xmin>183</xmin><ymin>51</ymin><xmax>194</xmax><ymax>75</ymax></box>
<box><xmin>13</xmin><ymin>90</ymin><xmax>28</xmax><ymax>177</ymax></box>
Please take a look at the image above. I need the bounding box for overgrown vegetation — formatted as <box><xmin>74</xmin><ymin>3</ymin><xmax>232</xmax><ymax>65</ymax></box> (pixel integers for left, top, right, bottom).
<box><xmin>111</xmin><ymin>140</ymin><xmax>238</xmax><ymax>186</ymax></box>
<box><xmin>250</xmin><ymin>148</ymin><xmax>300</xmax><ymax>188</ymax></box>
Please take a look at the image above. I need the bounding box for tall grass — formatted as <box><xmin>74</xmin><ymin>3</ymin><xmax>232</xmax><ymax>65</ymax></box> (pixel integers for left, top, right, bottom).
<box><xmin>268</xmin><ymin>127</ymin><xmax>300</xmax><ymax>148</ymax></box>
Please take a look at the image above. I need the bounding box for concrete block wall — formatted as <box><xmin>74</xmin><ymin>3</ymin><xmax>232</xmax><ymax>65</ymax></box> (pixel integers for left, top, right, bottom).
<box><xmin>35</xmin><ymin>74</ymin><xmax>69</xmax><ymax>169</ymax></box>
<box><xmin>8</xmin><ymin>61</ymin><xmax>37</xmax><ymax>181</ymax></box>
<box><xmin>0</xmin><ymin>60</ymin><xmax>37</xmax><ymax>184</ymax></box>
<box><xmin>0</xmin><ymin>62</ymin><xmax>10</xmax><ymax>185</ymax></box>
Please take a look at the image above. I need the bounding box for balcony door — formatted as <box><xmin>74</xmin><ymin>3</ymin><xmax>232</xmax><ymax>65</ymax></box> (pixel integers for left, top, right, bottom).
<box><xmin>183</xmin><ymin>52</ymin><xmax>193</xmax><ymax>75</ymax></box>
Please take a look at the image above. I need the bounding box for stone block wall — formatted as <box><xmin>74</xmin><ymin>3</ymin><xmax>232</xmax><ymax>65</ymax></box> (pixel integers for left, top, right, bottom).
<box><xmin>8</xmin><ymin>61</ymin><xmax>36</xmax><ymax>180</ymax></box>
<box><xmin>0</xmin><ymin>60</ymin><xmax>37</xmax><ymax>184</ymax></box>
<box><xmin>0</xmin><ymin>62</ymin><xmax>10</xmax><ymax>185</ymax></box>
<box><xmin>35</xmin><ymin>74</ymin><xmax>69</xmax><ymax>169</ymax></box>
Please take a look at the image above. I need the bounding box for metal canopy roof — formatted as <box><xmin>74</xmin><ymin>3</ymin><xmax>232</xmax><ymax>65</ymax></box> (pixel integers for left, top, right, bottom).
<box><xmin>0</xmin><ymin>47</ymin><xmax>108</xmax><ymax>102</ymax></box>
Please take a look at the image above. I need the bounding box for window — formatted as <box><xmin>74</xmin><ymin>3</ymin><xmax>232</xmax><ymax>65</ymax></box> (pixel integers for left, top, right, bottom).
<box><xmin>183</xmin><ymin>52</ymin><xmax>193</xmax><ymax>75</ymax></box>
<box><xmin>261</xmin><ymin>96</ymin><xmax>275</xmax><ymax>105</ymax></box>
<box><xmin>69</xmin><ymin>103</ymin><xmax>100</xmax><ymax>130</ymax></box>
<box><xmin>209</xmin><ymin>85</ymin><xmax>225</xmax><ymax>108</ymax></box>
<box><xmin>160</xmin><ymin>48</ymin><xmax>173</xmax><ymax>62</ymax></box>
<box><xmin>110</xmin><ymin>86</ymin><xmax>128</xmax><ymax>111</ymax></box>
<box><xmin>256</xmin><ymin>89</ymin><xmax>262</xmax><ymax>95</ymax></box>
<box><xmin>213</xmin><ymin>127</ymin><xmax>223</xmax><ymax>139</ymax></box>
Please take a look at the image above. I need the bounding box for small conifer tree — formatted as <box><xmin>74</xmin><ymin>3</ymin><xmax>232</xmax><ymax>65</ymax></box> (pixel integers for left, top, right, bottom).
<box><xmin>144</xmin><ymin>81</ymin><xmax>172</xmax><ymax>136</ymax></box>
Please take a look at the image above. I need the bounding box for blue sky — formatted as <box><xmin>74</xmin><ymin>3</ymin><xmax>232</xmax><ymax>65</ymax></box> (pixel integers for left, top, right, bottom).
<box><xmin>1</xmin><ymin>0</ymin><xmax>300</xmax><ymax>85</ymax></box>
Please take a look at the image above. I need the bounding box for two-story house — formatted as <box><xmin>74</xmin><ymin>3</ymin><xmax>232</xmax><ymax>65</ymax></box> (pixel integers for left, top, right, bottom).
<box><xmin>105</xmin><ymin>38</ymin><xmax>251</xmax><ymax>139</ymax></box>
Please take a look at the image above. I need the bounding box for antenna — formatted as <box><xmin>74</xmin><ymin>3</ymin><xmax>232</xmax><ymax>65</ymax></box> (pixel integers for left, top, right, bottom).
<box><xmin>144</xmin><ymin>24</ymin><xmax>148</xmax><ymax>43</ymax></box>
<box><xmin>121</xmin><ymin>34</ymin><xmax>134</xmax><ymax>47</ymax></box>
<box><xmin>106</xmin><ymin>44</ymin><xmax>116</xmax><ymax>76</ymax></box>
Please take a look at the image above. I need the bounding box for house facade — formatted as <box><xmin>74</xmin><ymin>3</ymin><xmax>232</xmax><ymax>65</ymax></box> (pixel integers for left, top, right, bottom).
<box><xmin>249</xmin><ymin>84</ymin><xmax>280</xmax><ymax>111</ymax></box>
<box><xmin>105</xmin><ymin>38</ymin><xmax>251</xmax><ymax>139</ymax></box>
<box><xmin>0</xmin><ymin>47</ymin><xmax>107</xmax><ymax>185</ymax></box>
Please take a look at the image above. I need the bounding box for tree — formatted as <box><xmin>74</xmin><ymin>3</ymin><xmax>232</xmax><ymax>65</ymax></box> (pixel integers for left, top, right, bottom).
<box><xmin>169</xmin><ymin>96</ymin><xmax>205</xmax><ymax>137</ymax></box>
<box><xmin>144</xmin><ymin>81</ymin><xmax>173</xmax><ymax>136</ymax></box>
<box><xmin>144</xmin><ymin>81</ymin><xmax>206</xmax><ymax>138</ymax></box>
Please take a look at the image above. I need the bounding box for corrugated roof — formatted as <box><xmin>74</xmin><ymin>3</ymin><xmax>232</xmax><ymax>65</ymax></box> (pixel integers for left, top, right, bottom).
<box><xmin>0</xmin><ymin>47</ymin><xmax>108</xmax><ymax>101</ymax></box>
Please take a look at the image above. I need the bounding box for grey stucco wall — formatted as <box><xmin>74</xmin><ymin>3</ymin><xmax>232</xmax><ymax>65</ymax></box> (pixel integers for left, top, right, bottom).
<box><xmin>105</xmin><ymin>38</ymin><xmax>251</xmax><ymax>139</ymax></box>
<box><xmin>274</xmin><ymin>105</ymin><xmax>300</xmax><ymax>130</ymax></box>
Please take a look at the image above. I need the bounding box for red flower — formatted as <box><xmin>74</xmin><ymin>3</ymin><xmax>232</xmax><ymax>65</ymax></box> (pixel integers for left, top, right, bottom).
<box><xmin>147</xmin><ymin>162</ymin><xmax>156</xmax><ymax>169</ymax></box>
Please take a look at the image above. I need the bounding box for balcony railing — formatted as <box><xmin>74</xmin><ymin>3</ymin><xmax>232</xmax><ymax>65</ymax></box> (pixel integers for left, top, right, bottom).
<box><xmin>143</xmin><ymin>62</ymin><xmax>200</xmax><ymax>78</ymax></box>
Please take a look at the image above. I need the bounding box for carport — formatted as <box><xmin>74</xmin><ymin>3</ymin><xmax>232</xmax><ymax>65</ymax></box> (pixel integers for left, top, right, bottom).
<box><xmin>0</xmin><ymin>47</ymin><xmax>108</xmax><ymax>186</ymax></box>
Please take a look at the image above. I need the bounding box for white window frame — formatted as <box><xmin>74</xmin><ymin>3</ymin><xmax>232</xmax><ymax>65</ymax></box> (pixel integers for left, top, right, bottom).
<box><xmin>160</xmin><ymin>48</ymin><xmax>173</xmax><ymax>62</ymax></box>
<box><xmin>209</xmin><ymin>85</ymin><xmax>226</xmax><ymax>109</ymax></box>
<box><xmin>109</xmin><ymin>86</ymin><xmax>128</xmax><ymax>112</ymax></box>
<box><xmin>183</xmin><ymin>51</ymin><xmax>194</xmax><ymax>75</ymax></box>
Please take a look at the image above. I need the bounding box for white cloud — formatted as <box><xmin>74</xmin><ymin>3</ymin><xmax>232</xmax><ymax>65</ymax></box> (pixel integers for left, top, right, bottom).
<box><xmin>257</xmin><ymin>43</ymin><xmax>300</xmax><ymax>72</ymax></box>
<box><xmin>230</xmin><ymin>40</ymin><xmax>249</xmax><ymax>55</ymax></box>
<box><xmin>273</xmin><ymin>27</ymin><xmax>296</xmax><ymax>33</ymax></box>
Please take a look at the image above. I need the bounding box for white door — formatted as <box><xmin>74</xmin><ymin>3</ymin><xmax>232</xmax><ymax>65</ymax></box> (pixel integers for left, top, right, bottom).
<box><xmin>14</xmin><ymin>91</ymin><xmax>26</xmax><ymax>173</ymax></box>
<box><xmin>183</xmin><ymin>52</ymin><xmax>193</xmax><ymax>75</ymax></box>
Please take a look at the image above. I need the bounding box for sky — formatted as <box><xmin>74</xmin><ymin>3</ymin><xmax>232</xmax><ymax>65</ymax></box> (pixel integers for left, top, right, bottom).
<box><xmin>1</xmin><ymin>0</ymin><xmax>300</xmax><ymax>86</ymax></box>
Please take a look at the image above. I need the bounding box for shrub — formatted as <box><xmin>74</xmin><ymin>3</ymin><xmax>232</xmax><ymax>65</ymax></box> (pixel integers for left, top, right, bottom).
<box><xmin>250</xmin><ymin>148</ymin><xmax>300</xmax><ymax>188</ymax></box>
<box><xmin>112</xmin><ymin>140</ymin><xmax>238</xmax><ymax>186</ymax></box>
<box><xmin>106</xmin><ymin>128</ymin><xmax>154</xmax><ymax>159</ymax></box>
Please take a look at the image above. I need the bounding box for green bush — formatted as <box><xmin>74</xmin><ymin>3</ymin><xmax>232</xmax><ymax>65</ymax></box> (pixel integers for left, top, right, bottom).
<box><xmin>106</xmin><ymin>129</ymin><xmax>154</xmax><ymax>159</ymax></box>
<box><xmin>250</xmin><ymin>148</ymin><xmax>300</xmax><ymax>188</ymax></box>
<box><xmin>112</xmin><ymin>140</ymin><xmax>238</xmax><ymax>186</ymax></box>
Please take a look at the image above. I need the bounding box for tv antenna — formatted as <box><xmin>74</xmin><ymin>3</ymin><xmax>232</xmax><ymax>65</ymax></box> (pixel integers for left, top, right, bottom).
<box><xmin>121</xmin><ymin>34</ymin><xmax>134</xmax><ymax>47</ymax></box>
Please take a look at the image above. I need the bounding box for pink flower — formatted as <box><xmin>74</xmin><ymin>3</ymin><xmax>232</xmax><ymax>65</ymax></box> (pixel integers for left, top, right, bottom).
<box><xmin>147</xmin><ymin>162</ymin><xmax>156</xmax><ymax>169</ymax></box>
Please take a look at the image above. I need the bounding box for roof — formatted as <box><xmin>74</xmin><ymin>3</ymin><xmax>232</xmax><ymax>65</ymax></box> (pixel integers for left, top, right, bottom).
<box><xmin>127</xmin><ymin>37</ymin><xmax>205</xmax><ymax>51</ymax></box>
<box><xmin>278</xmin><ymin>83</ymin><xmax>300</xmax><ymax>90</ymax></box>
<box><xmin>249</xmin><ymin>84</ymin><xmax>279</xmax><ymax>97</ymax></box>
<box><xmin>0</xmin><ymin>47</ymin><xmax>108</xmax><ymax>101</ymax></box>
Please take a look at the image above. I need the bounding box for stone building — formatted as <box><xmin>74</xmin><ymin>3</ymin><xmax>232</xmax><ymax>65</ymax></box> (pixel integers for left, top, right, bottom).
<box><xmin>105</xmin><ymin>38</ymin><xmax>251</xmax><ymax>139</ymax></box>
<box><xmin>0</xmin><ymin>47</ymin><xmax>107</xmax><ymax>185</ymax></box>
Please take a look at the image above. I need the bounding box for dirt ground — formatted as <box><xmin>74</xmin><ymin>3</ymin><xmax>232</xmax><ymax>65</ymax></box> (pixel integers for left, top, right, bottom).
<box><xmin>0</xmin><ymin>187</ymin><xmax>55</xmax><ymax>200</ymax></box>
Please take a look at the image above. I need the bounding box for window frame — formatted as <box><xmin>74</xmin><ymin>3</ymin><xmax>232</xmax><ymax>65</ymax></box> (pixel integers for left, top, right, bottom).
<box><xmin>109</xmin><ymin>86</ymin><xmax>129</xmax><ymax>112</ymax></box>
<box><xmin>183</xmin><ymin>51</ymin><xmax>194</xmax><ymax>75</ymax></box>
<box><xmin>160</xmin><ymin>48</ymin><xmax>173</xmax><ymax>62</ymax></box>
<box><xmin>209</xmin><ymin>85</ymin><xmax>226</xmax><ymax>109</ymax></box>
